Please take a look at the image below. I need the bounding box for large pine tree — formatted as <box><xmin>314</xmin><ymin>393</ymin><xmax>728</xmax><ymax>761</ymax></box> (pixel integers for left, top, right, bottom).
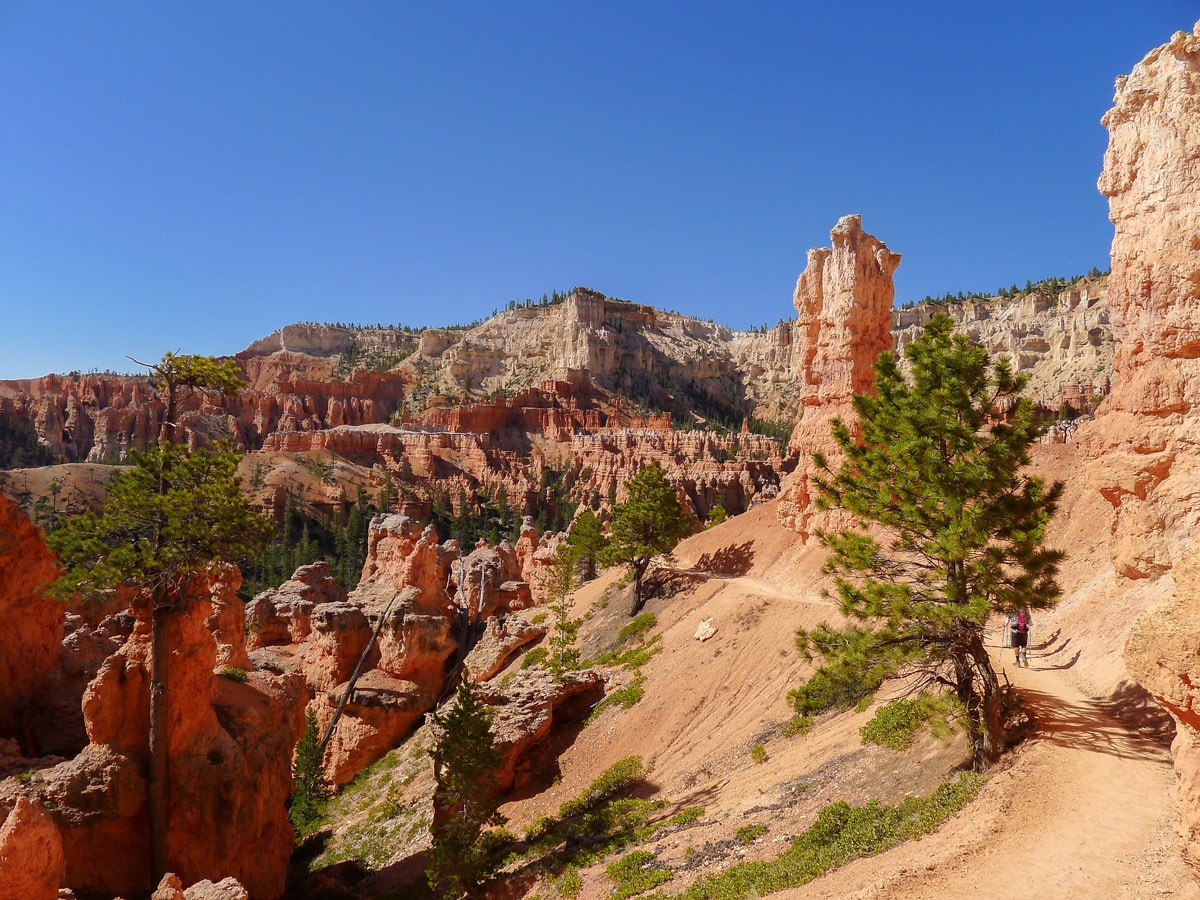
<box><xmin>797</xmin><ymin>313</ymin><xmax>1063</xmax><ymax>770</ymax></box>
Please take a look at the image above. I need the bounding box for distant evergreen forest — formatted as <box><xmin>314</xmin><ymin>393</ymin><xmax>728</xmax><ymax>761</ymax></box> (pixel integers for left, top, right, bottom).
<box><xmin>898</xmin><ymin>267</ymin><xmax>1109</xmax><ymax>311</ymax></box>
<box><xmin>0</xmin><ymin>411</ymin><xmax>54</xmax><ymax>469</ymax></box>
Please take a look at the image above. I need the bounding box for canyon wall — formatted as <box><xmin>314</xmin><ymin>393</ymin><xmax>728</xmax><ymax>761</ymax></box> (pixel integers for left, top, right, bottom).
<box><xmin>0</xmin><ymin>494</ymin><xmax>61</xmax><ymax>741</ymax></box>
<box><xmin>1092</xmin><ymin>20</ymin><xmax>1200</xmax><ymax>883</ymax></box>
<box><xmin>1079</xmin><ymin>21</ymin><xmax>1200</xmax><ymax>580</ymax></box>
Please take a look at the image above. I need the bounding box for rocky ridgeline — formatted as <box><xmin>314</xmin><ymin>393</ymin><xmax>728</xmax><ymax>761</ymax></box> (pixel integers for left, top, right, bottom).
<box><xmin>2</xmin><ymin>269</ymin><xmax>1114</xmax><ymax>472</ymax></box>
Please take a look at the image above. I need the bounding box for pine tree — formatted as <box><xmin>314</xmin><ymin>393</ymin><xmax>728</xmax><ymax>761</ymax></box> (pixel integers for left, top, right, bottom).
<box><xmin>289</xmin><ymin>708</ymin><xmax>329</xmax><ymax>835</ymax></box>
<box><xmin>602</xmin><ymin>462</ymin><xmax>693</xmax><ymax>616</ymax></box>
<box><xmin>427</xmin><ymin>680</ymin><xmax>506</xmax><ymax>898</ymax></box>
<box><xmin>798</xmin><ymin>313</ymin><xmax>1063</xmax><ymax>770</ymax></box>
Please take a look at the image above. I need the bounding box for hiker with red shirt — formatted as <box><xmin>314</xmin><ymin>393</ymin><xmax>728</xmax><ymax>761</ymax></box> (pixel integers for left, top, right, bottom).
<box><xmin>1009</xmin><ymin>608</ymin><xmax>1031</xmax><ymax>666</ymax></box>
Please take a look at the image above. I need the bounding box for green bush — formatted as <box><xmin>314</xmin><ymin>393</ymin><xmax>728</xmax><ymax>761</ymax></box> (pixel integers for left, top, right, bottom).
<box><xmin>750</xmin><ymin>744</ymin><xmax>767</xmax><ymax>764</ymax></box>
<box><xmin>736</xmin><ymin>823</ymin><xmax>767</xmax><ymax>844</ymax></box>
<box><xmin>654</xmin><ymin>772</ymin><xmax>984</xmax><ymax>900</ymax></box>
<box><xmin>619</xmin><ymin>612</ymin><xmax>657</xmax><ymax>645</ymax></box>
<box><xmin>559</xmin><ymin>757</ymin><xmax>645</xmax><ymax>819</ymax></box>
<box><xmin>219</xmin><ymin>666</ymin><xmax>247</xmax><ymax>682</ymax></box>
<box><xmin>860</xmin><ymin>693</ymin><xmax>960</xmax><ymax>750</ymax></box>
<box><xmin>608</xmin><ymin>850</ymin><xmax>673</xmax><ymax>899</ymax></box>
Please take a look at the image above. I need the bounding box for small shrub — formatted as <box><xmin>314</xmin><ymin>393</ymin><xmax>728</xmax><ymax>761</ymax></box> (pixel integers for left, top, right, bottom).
<box><xmin>667</xmin><ymin>806</ymin><xmax>704</xmax><ymax>827</ymax></box>
<box><xmin>860</xmin><ymin>693</ymin><xmax>960</xmax><ymax>750</ymax></box>
<box><xmin>523</xmin><ymin>647</ymin><xmax>550</xmax><ymax>669</ymax></box>
<box><xmin>219</xmin><ymin>666</ymin><xmax>247</xmax><ymax>682</ymax></box>
<box><xmin>619</xmin><ymin>612</ymin><xmax>657</xmax><ymax>645</ymax></box>
<box><xmin>607</xmin><ymin>850</ymin><xmax>672</xmax><ymax>899</ymax></box>
<box><xmin>530</xmin><ymin>612</ymin><xmax>548</xmax><ymax>625</ymax></box>
<box><xmin>587</xmin><ymin>674</ymin><xmax>645</xmax><ymax>722</ymax></box>
<box><xmin>556</xmin><ymin>867</ymin><xmax>582</xmax><ymax>899</ymax></box>
<box><xmin>559</xmin><ymin>756</ymin><xmax>645</xmax><ymax>818</ymax></box>
<box><xmin>782</xmin><ymin>715</ymin><xmax>812</xmax><ymax>737</ymax></box>
<box><xmin>737</xmin><ymin>823</ymin><xmax>767</xmax><ymax>844</ymax></box>
<box><xmin>750</xmin><ymin>744</ymin><xmax>767</xmax><ymax>764</ymax></box>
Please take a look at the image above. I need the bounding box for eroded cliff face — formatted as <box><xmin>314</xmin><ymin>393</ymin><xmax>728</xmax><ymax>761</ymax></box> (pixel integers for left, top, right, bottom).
<box><xmin>1078</xmin><ymin>21</ymin><xmax>1200</xmax><ymax>581</ymax></box>
<box><xmin>1126</xmin><ymin>537</ymin><xmax>1200</xmax><ymax>878</ymax></box>
<box><xmin>0</xmin><ymin>567</ymin><xmax>306</xmax><ymax>900</ymax></box>
<box><xmin>1100</xmin><ymin>19</ymin><xmax>1200</xmax><ymax>883</ymax></box>
<box><xmin>893</xmin><ymin>281</ymin><xmax>1112</xmax><ymax>409</ymax></box>
<box><xmin>776</xmin><ymin>215</ymin><xmax>900</xmax><ymax>539</ymax></box>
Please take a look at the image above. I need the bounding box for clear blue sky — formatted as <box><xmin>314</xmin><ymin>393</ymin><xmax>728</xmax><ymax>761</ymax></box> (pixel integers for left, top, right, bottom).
<box><xmin>1</xmin><ymin>2</ymin><xmax>1195</xmax><ymax>378</ymax></box>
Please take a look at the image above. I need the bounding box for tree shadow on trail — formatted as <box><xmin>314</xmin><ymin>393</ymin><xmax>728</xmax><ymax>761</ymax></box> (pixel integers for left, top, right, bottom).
<box><xmin>694</xmin><ymin>541</ymin><xmax>755</xmax><ymax>577</ymax></box>
<box><xmin>1026</xmin><ymin>629</ymin><xmax>1081</xmax><ymax>670</ymax></box>
<box><xmin>1016</xmin><ymin>687</ymin><xmax>1173</xmax><ymax>761</ymax></box>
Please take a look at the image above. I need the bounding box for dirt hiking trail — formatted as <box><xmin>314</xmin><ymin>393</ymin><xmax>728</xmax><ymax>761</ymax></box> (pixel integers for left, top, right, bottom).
<box><xmin>782</xmin><ymin>627</ymin><xmax>1198</xmax><ymax>900</ymax></box>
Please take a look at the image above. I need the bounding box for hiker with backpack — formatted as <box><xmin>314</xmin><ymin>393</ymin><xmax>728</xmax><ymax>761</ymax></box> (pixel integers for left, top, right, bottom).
<box><xmin>1009</xmin><ymin>608</ymin><xmax>1031</xmax><ymax>666</ymax></box>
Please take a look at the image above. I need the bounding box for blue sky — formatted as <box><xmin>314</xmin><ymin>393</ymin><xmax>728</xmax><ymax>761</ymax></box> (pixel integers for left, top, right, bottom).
<box><xmin>1</xmin><ymin>2</ymin><xmax>1196</xmax><ymax>378</ymax></box>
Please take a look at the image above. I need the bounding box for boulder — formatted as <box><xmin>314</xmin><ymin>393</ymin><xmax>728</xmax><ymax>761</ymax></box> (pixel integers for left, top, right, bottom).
<box><xmin>464</xmin><ymin>616</ymin><xmax>549</xmax><ymax>682</ymax></box>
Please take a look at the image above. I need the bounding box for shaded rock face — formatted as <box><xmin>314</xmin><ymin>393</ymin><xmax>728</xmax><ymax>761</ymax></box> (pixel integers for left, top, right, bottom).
<box><xmin>0</xmin><ymin>494</ymin><xmax>62</xmax><ymax>745</ymax></box>
<box><xmin>0</xmin><ymin>796</ymin><xmax>65</xmax><ymax>900</ymax></box>
<box><xmin>1079</xmin><ymin>21</ymin><xmax>1200</xmax><ymax>579</ymax></box>
<box><xmin>1126</xmin><ymin>536</ymin><xmax>1200</xmax><ymax>879</ymax></box>
<box><xmin>478</xmin><ymin>667</ymin><xmax>606</xmax><ymax>793</ymax></box>
<box><xmin>777</xmin><ymin>215</ymin><xmax>900</xmax><ymax>539</ymax></box>
<box><xmin>23</xmin><ymin>574</ymin><xmax>306</xmax><ymax>900</ymax></box>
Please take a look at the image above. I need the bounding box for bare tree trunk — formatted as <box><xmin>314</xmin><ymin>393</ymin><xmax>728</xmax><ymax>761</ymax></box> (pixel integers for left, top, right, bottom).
<box><xmin>953</xmin><ymin>630</ymin><xmax>1003</xmax><ymax>771</ymax></box>
<box><xmin>148</xmin><ymin>591</ymin><xmax>170</xmax><ymax>884</ymax></box>
<box><xmin>628</xmin><ymin>559</ymin><xmax>649</xmax><ymax>616</ymax></box>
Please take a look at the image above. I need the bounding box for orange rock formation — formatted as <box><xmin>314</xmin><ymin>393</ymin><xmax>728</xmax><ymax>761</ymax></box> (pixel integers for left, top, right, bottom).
<box><xmin>776</xmin><ymin>214</ymin><xmax>900</xmax><ymax>539</ymax></box>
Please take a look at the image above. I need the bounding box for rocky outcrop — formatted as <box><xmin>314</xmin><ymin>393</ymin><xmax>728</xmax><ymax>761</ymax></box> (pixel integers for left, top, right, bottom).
<box><xmin>463</xmin><ymin>615</ymin><xmax>549</xmax><ymax>683</ymax></box>
<box><xmin>1094</xmin><ymin>20</ymin><xmax>1200</xmax><ymax>885</ymax></box>
<box><xmin>1125</xmin><ymin>537</ymin><xmax>1200</xmax><ymax>879</ymax></box>
<box><xmin>0</xmin><ymin>494</ymin><xmax>62</xmax><ymax>743</ymax></box>
<box><xmin>478</xmin><ymin>667</ymin><xmax>606</xmax><ymax>792</ymax></box>
<box><xmin>1077</xmin><ymin>21</ymin><xmax>1200</xmax><ymax>580</ymax></box>
<box><xmin>776</xmin><ymin>215</ymin><xmax>900</xmax><ymax>539</ymax></box>
<box><xmin>0</xmin><ymin>796</ymin><xmax>65</xmax><ymax>900</ymax></box>
<box><xmin>19</xmin><ymin>574</ymin><xmax>306</xmax><ymax>900</ymax></box>
<box><xmin>245</xmin><ymin>562</ymin><xmax>346</xmax><ymax>651</ymax></box>
<box><xmin>153</xmin><ymin>872</ymin><xmax>251</xmax><ymax>900</ymax></box>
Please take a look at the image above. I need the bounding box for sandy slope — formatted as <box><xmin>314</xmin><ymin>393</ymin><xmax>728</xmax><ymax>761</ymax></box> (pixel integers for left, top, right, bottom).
<box><xmin>507</xmin><ymin>439</ymin><xmax>1198</xmax><ymax>900</ymax></box>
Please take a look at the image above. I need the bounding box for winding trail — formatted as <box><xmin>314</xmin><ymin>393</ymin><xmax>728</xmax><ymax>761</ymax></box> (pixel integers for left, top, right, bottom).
<box><xmin>783</xmin><ymin>628</ymin><xmax>1198</xmax><ymax>900</ymax></box>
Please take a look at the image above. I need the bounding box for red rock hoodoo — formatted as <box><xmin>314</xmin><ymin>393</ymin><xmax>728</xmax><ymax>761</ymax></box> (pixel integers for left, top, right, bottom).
<box><xmin>776</xmin><ymin>214</ymin><xmax>900</xmax><ymax>539</ymax></box>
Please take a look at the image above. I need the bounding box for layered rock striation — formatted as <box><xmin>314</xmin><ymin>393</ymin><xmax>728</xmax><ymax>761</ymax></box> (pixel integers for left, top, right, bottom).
<box><xmin>1103</xmin><ymin>19</ymin><xmax>1200</xmax><ymax>884</ymax></box>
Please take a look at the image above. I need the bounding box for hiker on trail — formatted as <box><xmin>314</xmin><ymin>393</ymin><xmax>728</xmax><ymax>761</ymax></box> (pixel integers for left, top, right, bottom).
<box><xmin>1009</xmin><ymin>608</ymin><xmax>1031</xmax><ymax>666</ymax></box>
